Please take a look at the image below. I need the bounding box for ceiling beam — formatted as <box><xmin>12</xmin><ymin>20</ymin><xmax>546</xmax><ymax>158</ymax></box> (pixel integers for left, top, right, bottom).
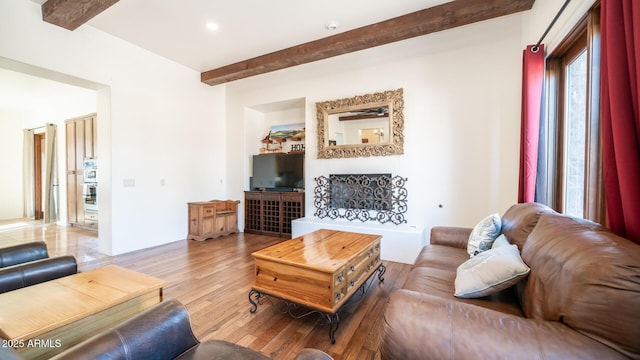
<box><xmin>201</xmin><ymin>0</ymin><xmax>535</xmax><ymax>86</ymax></box>
<box><xmin>42</xmin><ymin>0</ymin><xmax>120</xmax><ymax>31</ymax></box>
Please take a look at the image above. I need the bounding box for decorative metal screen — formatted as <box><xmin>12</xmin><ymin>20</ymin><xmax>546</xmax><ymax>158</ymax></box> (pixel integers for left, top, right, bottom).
<box><xmin>314</xmin><ymin>174</ymin><xmax>408</xmax><ymax>225</ymax></box>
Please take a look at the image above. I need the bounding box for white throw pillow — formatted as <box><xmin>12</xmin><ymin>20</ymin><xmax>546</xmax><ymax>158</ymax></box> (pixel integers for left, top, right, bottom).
<box><xmin>454</xmin><ymin>244</ymin><xmax>530</xmax><ymax>298</ymax></box>
<box><xmin>467</xmin><ymin>213</ymin><xmax>502</xmax><ymax>257</ymax></box>
<box><xmin>491</xmin><ymin>234</ymin><xmax>510</xmax><ymax>249</ymax></box>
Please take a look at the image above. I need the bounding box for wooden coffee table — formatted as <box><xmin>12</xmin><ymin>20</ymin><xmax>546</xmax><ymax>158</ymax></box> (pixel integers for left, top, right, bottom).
<box><xmin>248</xmin><ymin>229</ymin><xmax>385</xmax><ymax>343</ymax></box>
<box><xmin>0</xmin><ymin>265</ymin><xmax>166</xmax><ymax>359</ymax></box>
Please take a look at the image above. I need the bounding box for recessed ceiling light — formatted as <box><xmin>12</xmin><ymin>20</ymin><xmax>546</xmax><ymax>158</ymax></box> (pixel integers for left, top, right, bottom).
<box><xmin>206</xmin><ymin>22</ymin><xmax>219</xmax><ymax>31</ymax></box>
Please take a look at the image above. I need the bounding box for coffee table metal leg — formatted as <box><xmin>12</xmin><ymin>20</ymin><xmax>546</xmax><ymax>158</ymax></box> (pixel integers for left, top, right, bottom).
<box><xmin>248</xmin><ymin>289</ymin><xmax>263</xmax><ymax>313</ymax></box>
<box><xmin>322</xmin><ymin>313</ymin><xmax>340</xmax><ymax>344</ymax></box>
<box><xmin>377</xmin><ymin>263</ymin><xmax>386</xmax><ymax>282</ymax></box>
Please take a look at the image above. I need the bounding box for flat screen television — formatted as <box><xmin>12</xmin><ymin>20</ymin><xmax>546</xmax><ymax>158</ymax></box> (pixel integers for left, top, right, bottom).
<box><xmin>252</xmin><ymin>153</ymin><xmax>304</xmax><ymax>191</ymax></box>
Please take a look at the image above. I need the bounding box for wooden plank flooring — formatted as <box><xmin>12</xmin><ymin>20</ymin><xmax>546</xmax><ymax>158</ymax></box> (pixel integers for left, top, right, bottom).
<box><xmin>0</xmin><ymin>222</ymin><xmax>412</xmax><ymax>360</ymax></box>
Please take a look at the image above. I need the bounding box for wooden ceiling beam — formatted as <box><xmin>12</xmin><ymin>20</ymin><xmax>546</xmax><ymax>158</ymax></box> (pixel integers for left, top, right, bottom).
<box><xmin>201</xmin><ymin>0</ymin><xmax>535</xmax><ymax>86</ymax></box>
<box><xmin>42</xmin><ymin>0</ymin><xmax>120</xmax><ymax>31</ymax></box>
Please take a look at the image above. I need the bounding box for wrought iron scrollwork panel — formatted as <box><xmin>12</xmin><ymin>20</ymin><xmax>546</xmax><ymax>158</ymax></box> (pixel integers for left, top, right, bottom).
<box><xmin>314</xmin><ymin>174</ymin><xmax>407</xmax><ymax>224</ymax></box>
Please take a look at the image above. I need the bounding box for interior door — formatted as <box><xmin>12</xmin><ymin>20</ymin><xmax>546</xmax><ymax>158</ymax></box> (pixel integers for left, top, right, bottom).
<box><xmin>33</xmin><ymin>133</ymin><xmax>45</xmax><ymax>220</ymax></box>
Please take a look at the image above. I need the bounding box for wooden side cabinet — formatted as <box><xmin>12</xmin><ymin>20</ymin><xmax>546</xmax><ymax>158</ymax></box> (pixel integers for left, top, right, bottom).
<box><xmin>244</xmin><ymin>191</ymin><xmax>304</xmax><ymax>238</ymax></box>
<box><xmin>188</xmin><ymin>200</ymin><xmax>240</xmax><ymax>241</ymax></box>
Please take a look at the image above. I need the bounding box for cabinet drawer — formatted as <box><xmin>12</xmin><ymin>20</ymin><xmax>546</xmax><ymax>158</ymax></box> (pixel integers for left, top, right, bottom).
<box><xmin>334</xmin><ymin>285</ymin><xmax>347</xmax><ymax>307</ymax></box>
<box><xmin>333</xmin><ymin>267</ymin><xmax>346</xmax><ymax>288</ymax></box>
<box><xmin>345</xmin><ymin>242</ymin><xmax>380</xmax><ymax>293</ymax></box>
<box><xmin>202</xmin><ymin>206</ymin><xmax>216</xmax><ymax>217</ymax></box>
<box><xmin>281</xmin><ymin>192</ymin><xmax>303</xmax><ymax>202</ymax></box>
<box><xmin>85</xmin><ymin>212</ymin><xmax>99</xmax><ymax>221</ymax></box>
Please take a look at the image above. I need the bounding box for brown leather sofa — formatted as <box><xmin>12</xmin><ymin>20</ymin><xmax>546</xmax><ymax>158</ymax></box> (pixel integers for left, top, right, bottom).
<box><xmin>380</xmin><ymin>203</ymin><xmax>640</xmax><ymax>359</ymax></box>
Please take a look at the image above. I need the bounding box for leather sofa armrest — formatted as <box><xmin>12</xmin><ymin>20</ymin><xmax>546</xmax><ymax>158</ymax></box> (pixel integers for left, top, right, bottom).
<box><xmin>0</xmin><ymin>256</ymin><xmax>77</xmax><ymax>294</ymax></box>
<box><xmin>380</xmin><ymin>290</ymin><xmax>628</xmax><ymax>360</ymax></box>
<box><xmin>0</xmin><ymin>242</ymin><xmax>48</xmax><ymax>268</ymax></box>
<box><xmin>429</xmin><ymin>226</ymin><xmax>472</xmax><ymax>249</ymax></box>
<box><xmin>294</xmin><ymin>348</ymin><xmax>334</xmax><ymax>360</ymax></box>
<box><xmin>51</xmin><ymin>299</ymin><xmax>200</xmax><ymax>360</ymax></box>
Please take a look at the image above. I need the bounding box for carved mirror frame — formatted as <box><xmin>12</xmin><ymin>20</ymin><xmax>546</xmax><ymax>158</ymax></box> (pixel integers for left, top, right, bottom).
<box><xmin>316</xmin><ymin>88</ymin><xmax>404</xmax><ymax>159</ymax></box>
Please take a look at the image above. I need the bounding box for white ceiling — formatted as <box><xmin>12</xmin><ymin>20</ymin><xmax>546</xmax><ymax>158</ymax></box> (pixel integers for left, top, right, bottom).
<box><xmin>48</xmin><ymin>0</ymin><xmax>448</xmax><ymax>72</ymax></box>
<box><xmin>5</xmin><ymin>0</ymin><xmax>454</xmax><ymax>109</ymax></box>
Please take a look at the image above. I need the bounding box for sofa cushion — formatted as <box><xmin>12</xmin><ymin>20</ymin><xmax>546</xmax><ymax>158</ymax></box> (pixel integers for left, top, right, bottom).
<box><xmin>467</xmin><ymin>213</ymin><xmax>501</xmax><ymax>256</ymax></box>
<box><xmin>500</xmin><ymin>202</ymin><xmax>555</xmax><ymax>251</ymax></box>
<box><xmin>454</xmin><ymin>244</ymin><xmax>529</xmax><ymax>298</ymax></box>
<box><xmin>520</xmin><ymin>214</ymin><xmax>640</xmax><ymax>359</ymax></box>
<box><xmin>413</xmin><ymin>244</ymin><xmax>469</xmax><ymax>271</ymax></box>
<box><xmin>404</xmin><ymin>267</ymin><xmax>524</xmax><ymax>317</ymax></box>
<box><xmin>380</xmin><ymin>289</ymin><xmax>629</xmax><ymax>360</ymax></box>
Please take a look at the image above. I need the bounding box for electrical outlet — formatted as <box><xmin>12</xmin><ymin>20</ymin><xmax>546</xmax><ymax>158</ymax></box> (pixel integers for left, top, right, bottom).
<box><xmin>123</xmin><ymin>178</ymin><xmax>136</xmax><ymax>187</ymax></box>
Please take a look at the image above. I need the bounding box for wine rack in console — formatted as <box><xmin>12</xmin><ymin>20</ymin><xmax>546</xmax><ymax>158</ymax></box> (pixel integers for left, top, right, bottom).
<box><xmin>244</xmin><ymin>191</ymin><xmax>304</xmax><ymax>237</ymax></box>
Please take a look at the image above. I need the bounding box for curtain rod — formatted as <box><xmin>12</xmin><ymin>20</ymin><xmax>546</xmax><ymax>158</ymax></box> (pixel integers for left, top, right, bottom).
<box><xmin>26</xmin><ymin>123</ymin><xmax>54</xmax><ymax>131</ymax></box>
<box><xmin>532</xmin><ymin>0</ymin><xmax>572</xmax><ymax>53</ymax></box>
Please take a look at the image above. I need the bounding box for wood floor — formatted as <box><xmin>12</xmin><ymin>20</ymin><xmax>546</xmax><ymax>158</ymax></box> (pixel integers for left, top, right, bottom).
<box><xmin>0</xmin><ymin>221</ymin><xmax>412</xmax><ymax>360</ymax></box>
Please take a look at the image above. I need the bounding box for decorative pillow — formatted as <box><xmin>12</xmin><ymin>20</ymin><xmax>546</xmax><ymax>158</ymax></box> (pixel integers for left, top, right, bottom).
<box><xmin>491</xmin><ymin>234</ymin><xmax>510</xmax><ymax>249</ymax></box>
<box><xmin>467</xmin><ymin>213</ymin><xmax>502</xmax><ymax>257</ymax></box>
<box><xmin>454</xmin><ymin>244</ymin><xmax>530</xmax><ymax>298</ymax></box>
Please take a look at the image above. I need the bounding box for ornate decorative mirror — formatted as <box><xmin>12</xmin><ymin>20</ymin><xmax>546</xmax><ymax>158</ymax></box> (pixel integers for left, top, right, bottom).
<box><xmin>316</xmin><ymin>88</ymin><xmax>404</xmax><ymax>158</ymax></box>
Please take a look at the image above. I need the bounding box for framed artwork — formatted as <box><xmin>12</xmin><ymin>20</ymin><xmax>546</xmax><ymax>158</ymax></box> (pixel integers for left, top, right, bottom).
<box><xmin>270</xmin><ymin>123</ymin><xmax>305</xmax><ymax>141</ymax></box>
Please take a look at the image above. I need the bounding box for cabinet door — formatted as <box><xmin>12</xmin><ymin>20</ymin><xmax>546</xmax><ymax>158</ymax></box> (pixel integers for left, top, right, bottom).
<box><xmin>188</xmin><ymin>205</ymin><xmax>199</xmax><ymax>236</ymax></box>
<box><xmin>75</xmin><ymin>119</ymin><xmax>85</xmax><ymax>169</ymax></box>
<box><xmin>67</xmin><ymin>173</ymin><xmax>77</xmax><ymax>224</ymax></box>
<box><xmin>244</xmin><ymin>192</ymin><xmax>262</xmax><ymax>233</ymax></box>
<box><xmin>225</xmin><ymin>213</ymin><xmax>238</xmax><ymax>232</ymax></box>
<box><xmin>65</xmin><ymin>121</ymin><xmax>77</xmax><ymax>171</ymax></box>
<box><xmin>201</xmin><ymin>216</ymin><xmax>215</xmax><ymax>235</ymax></box>
<box><xmin>75</xmin><ymin>173</ymin><xmax>85</xmax><ymax>222</ymax></box>
<box><xmin>261</xmin><ymin>192</ymin><xmax>282</xmax><ymax>236</ymax></box>
<box><xmin>201</xmin><ymin>205</ymin><xmax>216</xmax><ymax>235</ymax></box>
<box><xmin>281</xmin><ymin>192</ymin><xmax>304</xmax><ymax>235</ymax></box>
<box><xmin>84</xmin><ymin>116</ymin><xmax>95</xmax><ymax>159</ymax></box>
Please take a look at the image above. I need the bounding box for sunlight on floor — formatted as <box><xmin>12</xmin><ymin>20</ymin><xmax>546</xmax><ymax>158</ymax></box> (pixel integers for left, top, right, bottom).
<box><xmin>0</xmin><ymin>219</ymin><xmax>109</xmax><ymax>264</ymax></box>
<box><xmin>0</xmin><ymin>222</ymin><xmax>29</xmax><ymax>231</ymax></box>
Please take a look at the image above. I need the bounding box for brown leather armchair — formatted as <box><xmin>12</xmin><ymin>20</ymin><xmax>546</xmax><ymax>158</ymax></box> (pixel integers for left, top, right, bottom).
<box><xmin>50</xmin><ymin>299</ymin><xmax>332</xmax><ymax>360</ymax></box>
<box><xmin>0</xmin><ymin>255</ymin><xmax>77</xmax><ymax>294</ymax></box>
<box><xmin>0</xmin><ymin>242</ymin><xmax>48</xmax><ymax>268</ymax></box>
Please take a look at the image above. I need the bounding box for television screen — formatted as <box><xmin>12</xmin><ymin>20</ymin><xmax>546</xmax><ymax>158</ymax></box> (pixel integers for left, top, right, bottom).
<box><xmin>252</xmin><ymin>154</ymin><xmax>304</xmax><ymax>191</ymax></box>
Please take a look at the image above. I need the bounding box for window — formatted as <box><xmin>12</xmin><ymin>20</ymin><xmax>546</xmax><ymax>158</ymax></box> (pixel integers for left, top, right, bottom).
<box><xmin>541</xmin><ymin>4</ymin><xmax>604</xmax><ymax>223</ymax></box>
<box><xmin>564</xmin><ymin>48</ymin><xmax>588</xmax><ymax>217</ymax></box>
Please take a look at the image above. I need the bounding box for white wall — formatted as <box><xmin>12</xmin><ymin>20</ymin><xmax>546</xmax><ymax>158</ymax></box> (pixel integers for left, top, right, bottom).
<box><xmin>226</xmin><ymin>13</ymin><xmax>525</xmax><ymax>252</ymax></box>
<box><xmin>0</xmin><ymin>0</ymin><xmax>226</xmax><ymax>255</ymax></box>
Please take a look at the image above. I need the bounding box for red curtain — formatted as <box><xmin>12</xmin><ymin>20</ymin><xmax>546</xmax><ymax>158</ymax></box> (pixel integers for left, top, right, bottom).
<box><xmin>601</xmin><ymin>0</ymin><xmax>640</xmax><ymax>244</ymax></box>
<box><xmin>518</xmin><ymin>45</ymin><xmax>545</xmax><ymax>203</ymax></box>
